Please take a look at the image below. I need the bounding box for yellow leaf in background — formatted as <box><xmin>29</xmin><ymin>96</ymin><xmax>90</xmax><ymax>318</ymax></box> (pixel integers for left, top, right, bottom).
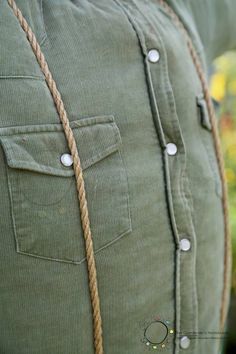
<box><xmin>210</xmin><ymin>73</ymin><xmax>226</xmax><ymax>101</ymax></box>
<box><xmin>228</xmin><ymin>80</ymin><xmax>236</xmax><ymax>95</ymax></box>
<box><xmin>225</xmin><ymin>168</ymin><xmax>236</xmax><ymax>184</ymax></box>
<box><xmin>227</xmin><ymin>145</ymin><xmax>236</xmax><ymax>160</ymax></box>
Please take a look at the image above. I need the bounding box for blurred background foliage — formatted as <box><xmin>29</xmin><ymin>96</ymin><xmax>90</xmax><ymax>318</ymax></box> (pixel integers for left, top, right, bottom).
<box><xmin>209</xmin><ymin>51</ymin><xmax>236</xmax><ymax>353</ymax></box>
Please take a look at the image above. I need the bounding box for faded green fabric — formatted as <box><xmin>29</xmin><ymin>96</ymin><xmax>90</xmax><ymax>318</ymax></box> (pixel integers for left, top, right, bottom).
<box><xmin>0</xmin><ymin>1</ymin><xmax>235</xmax><ymax>353</ymax></box>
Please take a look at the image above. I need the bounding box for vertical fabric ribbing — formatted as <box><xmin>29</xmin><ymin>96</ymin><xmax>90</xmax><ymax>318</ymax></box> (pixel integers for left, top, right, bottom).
<box><xmin>6</xmin><ymin>0</ymin><xmax>104</xmax><ymax>353</ymax></box>
<box><xmin>158</xmin><ymin>0</ymin><xmax>232</xmax><ymax>333</ymax></box>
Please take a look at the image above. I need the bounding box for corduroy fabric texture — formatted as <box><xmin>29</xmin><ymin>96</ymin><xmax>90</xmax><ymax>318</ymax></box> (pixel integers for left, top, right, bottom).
<box><xmin>0</xmin><ymin>1</ymin><xmax>235</xmax><ymax>353</ymax></box>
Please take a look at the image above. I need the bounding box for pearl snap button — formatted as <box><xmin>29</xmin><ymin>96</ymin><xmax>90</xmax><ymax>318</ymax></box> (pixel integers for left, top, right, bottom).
<box><xmin>166</xmin><ymin>143</ymin><xmax>177</xmax><ymax>156</ymax></box>
<box><xmin>147</xmin><ymin>49</ymin><xmax>160</xmax><ymax>63</ymax></box>
<box><xmin>180</xmin><ymin>238</ymin><xmax>191</xmax><ymax>251</ymax></box>
<box><xmin>60</xmin><ymin>153</ymin><xmax>73</xmax><ymax>167</ymax></box>
<box><xmin>180</xmin><ymin>336</ymin><xmax>190</xmax><ymax>349</ymax></box>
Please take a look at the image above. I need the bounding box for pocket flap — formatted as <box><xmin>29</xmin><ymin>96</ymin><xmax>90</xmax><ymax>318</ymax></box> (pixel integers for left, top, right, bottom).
<box><xmin>196</xmin><ymin>93</ymin><xmax>220</xmax><ymax>131</ymax></box>
<box><xmin>196</xmin><ymin>93</ymin><xmax>212</xmax><ymax>131</ymax></box>
<box><xmin>0</xmin><ymin>115</ymin><xmax>121</xmax><ymax>176</ymax></box>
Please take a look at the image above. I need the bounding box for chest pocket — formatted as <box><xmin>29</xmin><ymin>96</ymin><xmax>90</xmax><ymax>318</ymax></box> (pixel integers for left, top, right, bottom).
<box><xmin>196</xmin><ymin>93</ymin><xmax>223</xmax><ymax>199</ymax></box>
<box><xmin>0</xmin><ymin>115</ymin><xmax>132</xmax><ymax>264</ymax></box>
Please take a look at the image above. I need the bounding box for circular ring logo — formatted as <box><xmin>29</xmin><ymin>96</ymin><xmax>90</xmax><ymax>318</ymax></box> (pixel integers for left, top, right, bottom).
<box><xmin>140</xmin><ymin>316</ymin><xmax>174</xmax><ymax>350</ymax></box>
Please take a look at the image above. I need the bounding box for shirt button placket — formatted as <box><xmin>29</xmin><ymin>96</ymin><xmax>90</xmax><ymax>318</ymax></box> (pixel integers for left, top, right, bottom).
<box><xmin>124</xmin><ymin>10</ymin><xmax>198</xmax><ymax>352</ymax></box>
<box><xmin>180</xmin><ymin>335</ymin><xmax>191</xmax><ymax>349</ymax></box>
<box><xmin>166</xmin><ymin>142</ymin><xmax>178</xmax><ymax>156</ymax></box>
<box><xmin>180</xmin><ymin>238</ymin><xmax>191</xmax><ymax>252</ymax></box>
<box><xmin>147</xmin><ymin>48</ymin><xmax>160</xmax><ymax>63</ymax></box>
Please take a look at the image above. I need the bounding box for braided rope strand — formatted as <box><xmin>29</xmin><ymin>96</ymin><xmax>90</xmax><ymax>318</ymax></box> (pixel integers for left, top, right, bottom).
<box><xmin>158</xmin><ymin>0</ymin><xmax>232</xmax><ymax>332</ymax></box>
<box><xmin>7</xmin><ymin>1</ymin><xmax>104</xmax><ymax>353</ymax></box>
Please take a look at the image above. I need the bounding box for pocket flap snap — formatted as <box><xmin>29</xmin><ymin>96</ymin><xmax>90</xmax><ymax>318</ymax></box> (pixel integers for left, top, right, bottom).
<box><xmin>0</xmin><ymin>115</ymin><xmax>121</xmax><ymax>176</ymax></box>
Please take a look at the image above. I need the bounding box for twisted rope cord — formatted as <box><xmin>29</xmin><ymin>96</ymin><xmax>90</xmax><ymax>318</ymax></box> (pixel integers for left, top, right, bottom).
<box><xmin>7</xmin><ymin>0</ymin><xmax>231</xmax><ymax>349</ymax></box>
<box><xmin>7</xmin><ymin>0</ymin><xmax>104</xmax><ymax>353</ymax></box>
<box><xmin>158</xmin><ymin>0</ymin><xmax>232</xmax><ymax>332</ymax></box>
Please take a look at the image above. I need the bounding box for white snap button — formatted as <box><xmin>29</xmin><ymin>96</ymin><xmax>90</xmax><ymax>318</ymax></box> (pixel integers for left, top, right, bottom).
<box><xmin>60</xmin><ymin>153</ymin><xmax>73</xmax><ymax>167</ymax></box>
<box><xmin>147</xmin><ymin>49</ymin><xmax>160</xmax><ymax>63</ymax></box>
<box><xmin>166</xmin><ymin>143</ymin><xmax>177</xmax><ymax>156</ymax></box>
<box><xmin>180</xmin><ymin>336</ymin><xmax>190</xmax><ymax>349</ymax></box>
<box><xmin>180</xmin><ymin>238</ymin><xmax>191</xmax><ymax>252</ymax></box>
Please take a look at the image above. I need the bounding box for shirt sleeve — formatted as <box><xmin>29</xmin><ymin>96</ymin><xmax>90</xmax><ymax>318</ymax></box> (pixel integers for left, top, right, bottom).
<box><xmin>168</xmin><ymin>0</ymin><xmax>236</xmax><ymax>64</ymax></box>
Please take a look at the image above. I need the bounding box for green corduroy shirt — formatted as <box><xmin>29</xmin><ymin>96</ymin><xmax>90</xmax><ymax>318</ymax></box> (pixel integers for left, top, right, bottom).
<box><xmin>0</xmin><ymin>0</ymin><xmax>236</xmax><ymax>353</ymax></box>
